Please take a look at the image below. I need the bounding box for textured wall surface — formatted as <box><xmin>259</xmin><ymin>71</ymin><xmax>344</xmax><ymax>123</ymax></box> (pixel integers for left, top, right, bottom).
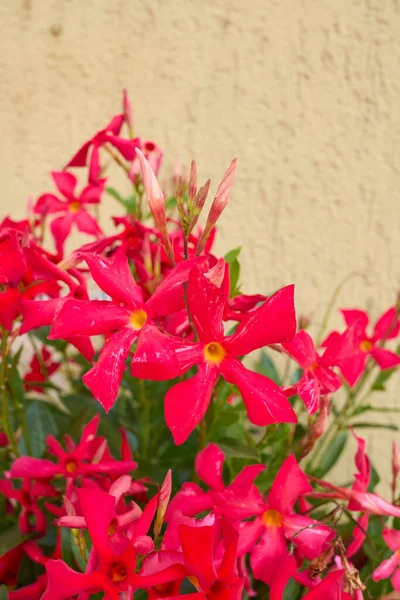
<box><xmin>0</xmin><ymin>0</ymin><xmax>399</xmax><ymax>488</ymax></box>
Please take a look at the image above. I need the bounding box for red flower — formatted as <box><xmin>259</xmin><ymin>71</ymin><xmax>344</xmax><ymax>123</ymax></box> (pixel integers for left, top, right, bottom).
<box><xmin>23</xmin><ymin>346</ymin><xmax>60</xmax><ymax>393</ymax></box>
<box><xmin>34</xmin><ymin>171</ymin><xmax>104</xmax><ymax>256</ymax></box>
<box><xmin>323</xmin><ymin>308</ymin><xmax>400</xmax><ymax>386</ymax></box>
<box><xmin>238</xmin><ymin>455</ymin><xmax>333</xmax><ymax>585</ymax></box>
<box><xmin>132</xmin><ymin>267</ymin><xmax>297</xmax><ymax>444</ymax></box>
<box><xmin>49</xmin><ymin>252</ymin><xmax>205</xmax><ymax>411</ymax></box>
<box><xmin>42</xmin><ymin>488</ymin><xmax>185</xmax><ymax>600</ymax></box>
<box><xmin>166</xmin><ymin>443</ymin><xmax>264</xmax><ymax>521</ymax></box>
<box><xmin>282</xmin><ymin>330</ymin><xmax>344</xmax><ymax>414</ymax></box>
<box><xmin>10</xmin><ymin>415</ymin><xmax>137</xmax><ymax>488</ymax></box>
<box><xmin>0</xmin><ymin>477</ymin><xmax>58</xmax><ymax>535</ymax></box>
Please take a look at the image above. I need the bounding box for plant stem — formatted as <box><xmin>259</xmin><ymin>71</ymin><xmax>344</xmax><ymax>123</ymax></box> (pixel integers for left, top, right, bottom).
<box><xmin>0</xmin><ymin>329</ymin><xmax>18</xmax><ymax>456</ymax></box>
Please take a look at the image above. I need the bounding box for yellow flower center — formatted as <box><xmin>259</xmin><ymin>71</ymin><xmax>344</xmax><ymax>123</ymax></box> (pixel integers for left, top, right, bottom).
<box><xmin>360</xmin><ymin>339</ymin><xmax>373</xmax><ymax>353</ymax></box>
<box><xmin>108</xmin><ymin>518</ymin><xmax>118</xmax><ymax>537</ymax></box>
<box><xmin>69</xmin><ymin>201</ymin><xmax>80</xmax><ymax>213</ymax></box>
<box><xmin>129</xmin><ymin>308</ymin><xmax>147</xmax><ymax>330</ymax></box>
<box><xmin>65</xmin><ymin>459</ymin><xmax>78</xmax><ymax>474</ymax></box>
<box><xmin>204</xmin><ymin>341</ymin><xmax>226</xmax><ymax>365</ymax></box>
<box><xmin>109</xmin><ymin>561</ymin><xmax>128</xmax><ymax>583</ymax></box>
<box><xmin>262</xmin><ymin>509</ymin><xmax>283</xmax><ymax>527</ymax></box>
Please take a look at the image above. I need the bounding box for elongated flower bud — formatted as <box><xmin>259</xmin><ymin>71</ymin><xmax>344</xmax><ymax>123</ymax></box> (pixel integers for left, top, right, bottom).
<box><xmin>196</xmin><ymin>158</ymin><xmax>237</xmax><ymax>255</ymax></box>
<box><xmin>135</xmin><ymin>148</ymin><xmax>175</xmax><ymax>264</ymax></box>
<box><xmin>122</xmin><ymin>89</ymin><xmax>134</xmax><ymax>135</ymax></box>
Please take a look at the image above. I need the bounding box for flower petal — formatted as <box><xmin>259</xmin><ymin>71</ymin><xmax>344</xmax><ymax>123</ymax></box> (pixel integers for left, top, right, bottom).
<box><xmin>178</xmin><ymin>524</ymin><xmax>217</xmax><ymax>589</ymax></box>
<box><xmin>49</xmin><ymin>299</ymin><xmax>128</xmax><ymax>338</ymax></box>
<box><xmin>373</xmin><ymin>307</ymin><xmax>400</xmax><ymax>341</ymax></box>
<box><xmin>10</xmin><ymin>457</ymin><xmax>60</xmax><ymax>480</ymax></box>
<box><xmin>83</xmin><ymin>327</ymin><xmax>138</xmax><ymax>411</ymax></box>
<box><xmin>42</xmin><ymin>560</ymin><xmax>103</xmax><ymax>600</ymax></box>
<box><xmin>81</xmin><ymin>252</ymin><xmax>142</xmax><ymax>309</ymax></box>
<box><xmin>225</xmin><ymin>285</ymin><xmax>296</xmax><ymax>356</ymax></box>
<box><xmin>51</xmin><ymin>171</ymin><xmax>77</xmax><ymax>201</ymax></box>
<box><xmin>187</xmin><ymin>267</ymin><xmax>226</xmax><ymax>343</ymax></box>
<box><xmin>75</xmin><ymin>209</ymin><xmax>102</xmax><ymax>236</ymax></box>
<box><xmin>339</xmin><ymin>353</ymin><xmax>367</xmax><ymax>387</ymax></box>
<box><xmin>283</xmin><ymin>514</ymin><xmax>333</xmax><ymax>559</ymax></box>
<box><xmin>383</xmin><ymin>528</ymin><xmax>400</xmax><ymax>552</ymax></box>
<box><xmin>282</xmin><ymin>330</ymin><xmax>317</xmax><ymax>369</ymax></box>
<box><xmin>165</xmin><ymin>364</ymin><xmax>219</xmax><ymax>445</ymax></box>
<box><xmin>341</xmin><ymin>309</ymin><xmax>369</xmax><ymax>333</ymax></box>
<box><xmin>250</xmin><ymin>526</ymin><xmax>287</xmax><ymax>585</ymax></box>
<box><xmin>370</xmin><ymin>347</ymin><xmax>400</xmax><ymax>370</ymax></box>
<box><xmin>50</xmin><ymin>213</ymin><xmax>73</xmax><ymax>255</ymax></box>
<box><xmin>166</xmin><ymin>483</ymin><xmax>213</xmax><ymax>520</ymax></box>
<box><xmin>77</xmin><ymin>488</ymin><xmax>115</xmax><ymax>560</ymax></box>
<box><xmin>220</xmin><ymin>358</ymin><xmax>297</xmax><ymax>427</ymax></box>
<box><xmin>302</xmin><ymin>570</ymin><xmax>344</xmax><ymax>599</ymax></box>
<box><xmin>268</xmin><ymin>455</ymin><xmax>312</xmax><ymax>513</ymax></box>
<box><xmin>195</xmin><ymin>444</ymin><xmax>225</xmax><ymax>491</ymax></box>
<box><xmin>373</xmin><ymin>553</ymin><xmax>399</xmax><ymax>581</ymax></box>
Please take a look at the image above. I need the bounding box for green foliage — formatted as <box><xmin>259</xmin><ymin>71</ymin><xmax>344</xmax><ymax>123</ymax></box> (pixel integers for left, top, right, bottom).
<box><xmin>0</xmin><ymin>526</ymin><xmax>27</xmax><ymax>559</ymax></box>
<box><xmin>311</xmin><ymin>430</ymin><xmax>348</xmax><ymax>478</ymax></box>
<box><xmin>224</xmin><ymin>247</ymin><xmax>241</xmax><ymax>297</ymax></box>
<box><xmin>19</xmin><ymin>402</ymin><xmax>58</xmax><ymax>458</ymax></box>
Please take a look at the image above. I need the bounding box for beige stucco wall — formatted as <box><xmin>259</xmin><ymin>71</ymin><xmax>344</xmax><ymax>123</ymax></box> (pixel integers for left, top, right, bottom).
<box><xmin>0</xmin><ymin>0</ymin><xmax>399</xmax><ymax>490</ymax></box>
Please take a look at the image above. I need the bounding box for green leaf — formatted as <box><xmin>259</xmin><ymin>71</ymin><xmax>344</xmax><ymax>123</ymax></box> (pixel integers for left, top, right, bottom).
<box><xmin>0</xmin><ymin>526</ymin><xmax>26</xmax><ymax>559</ymax></box>
<box><xmin>256</xmin><ymin>351</ymin><xmax>281</xmax><ymax>385</ymax></box>
<box><xmin>0</xmin><ymin>586</ymin><xmax>8</xmax><ymax>600</ymax></box>
<box><xmin>218</xmin><ymin>439</ymin><xmax>259</xmax><ymax>460</ymax></box>
<box><xmin>224</xmin><ymin>247</ymin><xmax>241</xmax><ymax>297</ymax></box>
<box><xmin>20</xmin><ymin>402</ymin><xmax>58</xmax><ymax>458</ymax></box>
<box><xmin>352</xmin><ymin>404</ymin><xmax>400</xmax><ymax>416</ymax></box>
<box><xmin>313</xmin><ymin>430</ymin><xmax>348</xmax><ymax>477</ymax></box>
<box><xmin>352</xmin><ymin>422</ymin><xmax>399</xmax><ymax>431</ymax></box>
<box><xmin>106</xmin><ymin>187</ymin><xmax>136</xmax><ymax>213</ymax></box>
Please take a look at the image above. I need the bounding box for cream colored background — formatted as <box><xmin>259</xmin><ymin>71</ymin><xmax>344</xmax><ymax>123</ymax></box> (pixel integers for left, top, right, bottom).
<box><xmin>0</xmin><ymin>0</ymin><xmax>399</xmax><ymax>490</ymax></box>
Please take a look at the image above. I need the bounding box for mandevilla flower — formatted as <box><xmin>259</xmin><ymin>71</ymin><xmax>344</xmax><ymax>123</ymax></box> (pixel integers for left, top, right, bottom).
<box><xmin>132</xmin><ymin>266</ymin><xmax>297</xmax><ymax>444</ymax></box>
<box><xmin>49</xmin><ymin>251</ymin><xmax>206</xmax><ymax>410</ymax></box>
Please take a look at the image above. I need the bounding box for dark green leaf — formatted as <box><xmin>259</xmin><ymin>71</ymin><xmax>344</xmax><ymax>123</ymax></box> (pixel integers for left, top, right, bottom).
<box><xmin>20</xmin><ymin>402</ymin><xmax>58</xmax><ymax>458</ymax></box>
<box><xmin>256</xmin><ymin>351</ymin><xmax>281</xmax><ymax>385</ymax></box>
<box><xmin>0</xmin><ymin>586</ymin><xmax>8</xmax><ymax>600</ymax></box>
<box><xmin>218</xmin><ymin>439</ymin><xmax>259</xmax><ymax>459</ymax></box>
<box><xmin>0</xmin><ymin>526</ymin><xmax>26</xmax><ymax>559</ymax></box>
<box><xmin>224</xmin><ymin>247</ymin><xmax>241</xmax><ymax>297</ymax></box>
<box><xmin>313</xmin><ymin>430</ymin><xmax>348</xmax><ymax>477</ymax></box>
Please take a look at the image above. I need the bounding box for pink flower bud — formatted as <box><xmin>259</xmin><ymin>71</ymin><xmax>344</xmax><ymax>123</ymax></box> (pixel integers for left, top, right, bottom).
<box><xmin>122</xmin><ymin>89</ymin><xmax>134</xmax><ymax>133</ymax></box>
<box><xmin>154</xmin><ymin>469</ymin><xmax>172</xmax><ymax>538</ymax></box>
<box><xmin>196</xmin><ymin>158</ymin><xmax>236</xmax><ymax>254</ymax></box>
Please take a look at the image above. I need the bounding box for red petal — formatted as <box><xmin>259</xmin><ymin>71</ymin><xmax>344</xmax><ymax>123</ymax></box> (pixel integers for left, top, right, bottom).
<box><xmin>373</xmin><ymin>307</ymin><xmax>400</xmax><ymax>341</ymax></box>
<box><xmin>0</xmin><ymin>232</ymin><xmax>28</xmax><ymax>285</ymax></box>
<box><xmin>220</xmin><ymin>358</ymin><xmax>297</xmax><ymax>426</ymax></box>
<box><xmin>195</xmin><ymin>444</ymin><xmax>225</xmax><ymax>491</ymax></box>
<box><xmin>106</xmin><ymin>135</ymin><xmax>138</xmax><ymax>160</ymax></box>
<box><xmin>297</xmin><ymin>376</ymin><xmax>321</xmax><ymax>414</ymax></box>
<box><xmin>225</xmin><ymin>285</ymin><xmax>296</xmax><ymax>356</ymax></box>
<box><xmin>146</xmin><ymin>259</ymin><xmax>206</xmax><ymax>319</ymax></box>
<box><xmin>179</xmin><ymin>524</ymin><xmax>217</xmax><ymax>588</ymax></box>
<box><xmin>50</xmin><ymin>213</ymin><xmax>73</xmax><ymax>255</ymax></box>
<box><xmin>341</xmin><ymin>309</ymin><xmax>369</xmax><ymax>333</ymax></box>
<box><xmin>339</xmin><ymin>353</ymin><xmax>367</xmax><ymax>387</ymax></box>
<box><xmin>42</xmin><ymin>560</ymin><xmax>103</xmax><ymax>599</ymax></box>
<box><xmin>82</xmin><ymin>252</ymin><xmax>142</xmax><ymax>309</ymax></box>
<box><xmin>51</xmin><ymin>171</ymin><xmax>77</xmax><ymax>201</ymax></box>
<box><xmin>250</xmin><ymin>526</ymin><xmax>287</xmax><ymax>585</ymax></box>
<box><xmin>75</xmin><ymin>210</ymin><xmax>102</xmax><ymax>236</ymax></box>
<box><xmin>65</xmin><ymin>140</ymin><xmax>92</xmax><ymax>168</ymax></box>
<box><xmin>373</xmin><ymin>553</ymin><xmax>399</xmax><ymax>582</ymax></box>
<box><xmin>166</xmin><ymin>483</ymin><xmax>213</xmax><ymax>520</ymax></box>
<box><xmin>83</xmin><ymin>327</ymin><xmax>138</xmax><ymax>411</ymax></box>
<box><xmin>20</xmin><ymin>298</ymin><xmax>61</xmax><ymax>334</ymax></box>
<box><xmin>187</xmin><ymin>267</ymin><xmax>226</xmax><ymax>342</ymax></box>
<box><xmin>78</xmin><ymin>488</ymin><xmax>115</xmax><ymax>560</ymax></box>
<box><xmin>10</xmin><ymin>457</ymin><xmax>60</xmax><ymax>479</ymax></box>
<box><xmin>268</xmin><ymin>455</ymin><xmax>312</xmax><ymax>513</ymax></box>
<box><xmin>283</xmin><ymin>514</ymin><xmax>333</xmax><ymax>559</ymax></box>
<box><xmin>282</xmin><ymin>330</ymin><xmax>317</xmax><ymax>369</ymax></box>
<box><xmin>49</xmin><ymin>299</ymin><xmax>128</xmax><ymax>338</ymax></box>
<box><xmin>0</xmin><ymin>288</ymin><xmax>20</xmax><ymax>330</ymax></box>
<box><xmin>165</xmin><ymin>364</ymin><xmax>219</xmax><ymax>445</ymax></box>
<box><xmin>383</xmin><ymin>528</ymin><xmax>400</xmax><ymax>552</ymax></box>
<box><xmin>370</xmin><ymin>347</ymin><xmax>400</xmax><ymax>369</ymax></box>
<box><xmin>131</xmin><ymin>325</ymin><xmax>183</xmax><ymax>381</ymax></box>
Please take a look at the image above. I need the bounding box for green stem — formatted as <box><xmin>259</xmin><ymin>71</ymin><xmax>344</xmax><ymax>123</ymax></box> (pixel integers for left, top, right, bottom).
<box><xmin>6</xmin><ymin>382</ymin><xmax>32</xmax><ymax>455</ymax></box>
<box><xmin>138</xmin><ymin>379</ymin><xmax>150</xmax><ymax>458</ymax></box>
<box><xmin>0</xmin><ymin>330</ymin><xmax>18</xmax><ymax>456</ymax></box>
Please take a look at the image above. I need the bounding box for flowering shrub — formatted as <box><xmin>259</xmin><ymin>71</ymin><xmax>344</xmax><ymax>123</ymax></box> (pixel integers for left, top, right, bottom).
<box><xmin>0</xmin><ymin>91</ymin><xmax>400</xmax><ymax>599</ymax></box>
